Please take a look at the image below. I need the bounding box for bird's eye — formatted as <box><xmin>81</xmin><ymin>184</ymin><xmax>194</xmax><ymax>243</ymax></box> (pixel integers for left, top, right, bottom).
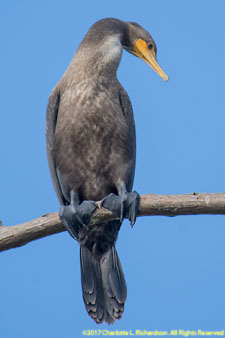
<box><xmin>148</xmin><ymin>42</ymin><xmax>153</xmax><ymax>50</ymax></box>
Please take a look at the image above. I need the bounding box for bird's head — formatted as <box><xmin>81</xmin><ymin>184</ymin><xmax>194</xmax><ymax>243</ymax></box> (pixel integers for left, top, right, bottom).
<box><xmin>123</xmin><ymin>21</ymin><xmax>168</xmax><ymax>81</ymax></box>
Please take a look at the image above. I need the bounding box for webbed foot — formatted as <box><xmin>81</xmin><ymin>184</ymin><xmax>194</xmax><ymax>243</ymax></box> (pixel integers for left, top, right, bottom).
<box><xmin>101</xmin><ymin>191</ymin><xmax>139</xmax><ymax>226</ymax></box>
<box><xmin>59</xmin><ymin>200</ymin><xmax>97</xmax><ymax>240</ymax></box>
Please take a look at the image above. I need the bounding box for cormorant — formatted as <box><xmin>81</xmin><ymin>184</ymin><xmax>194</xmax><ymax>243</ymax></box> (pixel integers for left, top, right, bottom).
<box><xmin>46</xmin><ymin>18</ymin><xmax>168</xmax><ymax>324</ymax></box>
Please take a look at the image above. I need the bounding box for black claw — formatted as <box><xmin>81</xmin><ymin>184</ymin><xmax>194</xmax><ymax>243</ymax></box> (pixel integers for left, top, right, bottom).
<box><xmin>101</xmin><ymin>193</ymin><xmax>123</xmax><ymax>219</ymax></box>
<box><xmin>59</xmin><ymin>201</ymin><xmax>97</xmax><ymax>240</ymax></box>
<box><xmin>125</xmin><ymin>191</ymin><xmax>140</xmax><ymax>227</ymax></box>
<box><xmin>78</xmin><ymin>200</ymin><xmax>98</xmax><ymax>225</ymax></box>
<box><xmin>101</xmin><ymin>191</ymin><xmax>140</xmax><ymax>227</ymax></box>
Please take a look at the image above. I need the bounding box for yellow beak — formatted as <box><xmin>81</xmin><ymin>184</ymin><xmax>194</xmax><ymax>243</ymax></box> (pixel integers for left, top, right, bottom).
<box><xmin>132</xmin><ymin>39</ymin><xmax>169</xmax><ymax>81</ymax></box>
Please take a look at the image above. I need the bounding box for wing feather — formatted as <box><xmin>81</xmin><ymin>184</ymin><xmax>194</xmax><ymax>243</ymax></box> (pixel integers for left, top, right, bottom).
<box><xmin>46</xmin><ymin>88</ymin><xmax>66</xmax><ymax>205</ymax></box>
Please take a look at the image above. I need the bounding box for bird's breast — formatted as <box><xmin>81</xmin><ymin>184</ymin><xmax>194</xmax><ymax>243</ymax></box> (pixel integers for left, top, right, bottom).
<box><xmin>54</xmin><ymin>82</ymin><xmax>133</xmax><ymax>201</ymax></box>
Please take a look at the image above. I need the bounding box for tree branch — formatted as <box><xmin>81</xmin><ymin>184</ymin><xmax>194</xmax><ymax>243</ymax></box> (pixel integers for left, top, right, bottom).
<box><xmin>1</xmin><ymin>193</ymin><xmax>225</xmax><ymax>252</ymax></box>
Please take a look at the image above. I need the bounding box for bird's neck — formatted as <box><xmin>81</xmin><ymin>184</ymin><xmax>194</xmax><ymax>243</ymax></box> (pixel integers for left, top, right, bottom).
<box><xmin>65</xmin><ymin>34</ymin><xmax>123</xmax><ymax>84</ymax></box>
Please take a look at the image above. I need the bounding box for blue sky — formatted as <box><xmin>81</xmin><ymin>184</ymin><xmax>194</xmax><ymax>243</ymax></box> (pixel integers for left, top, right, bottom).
<box><xmin>1</xmin><ymin>0</ymin><xmax>225</xmax><ymax>336</ymax></box>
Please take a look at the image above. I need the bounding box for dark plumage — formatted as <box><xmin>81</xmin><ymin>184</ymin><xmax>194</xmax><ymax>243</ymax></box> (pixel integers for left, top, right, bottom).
<box><xmin>46</xmin><ymin>18</ymin><xmax>168</xmax><ymax>324</ymax></box>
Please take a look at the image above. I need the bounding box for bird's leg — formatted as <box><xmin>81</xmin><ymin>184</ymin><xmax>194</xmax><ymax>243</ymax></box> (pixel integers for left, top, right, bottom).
<box><xmin>59</xmin><ymin>190</ymin><xmax>97</xmax><ymax>240</ymax></box>
<box><xmin>101</xmin><ymin>181</ymin><xmax>140</xmax><ymax>226</ymax></box>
